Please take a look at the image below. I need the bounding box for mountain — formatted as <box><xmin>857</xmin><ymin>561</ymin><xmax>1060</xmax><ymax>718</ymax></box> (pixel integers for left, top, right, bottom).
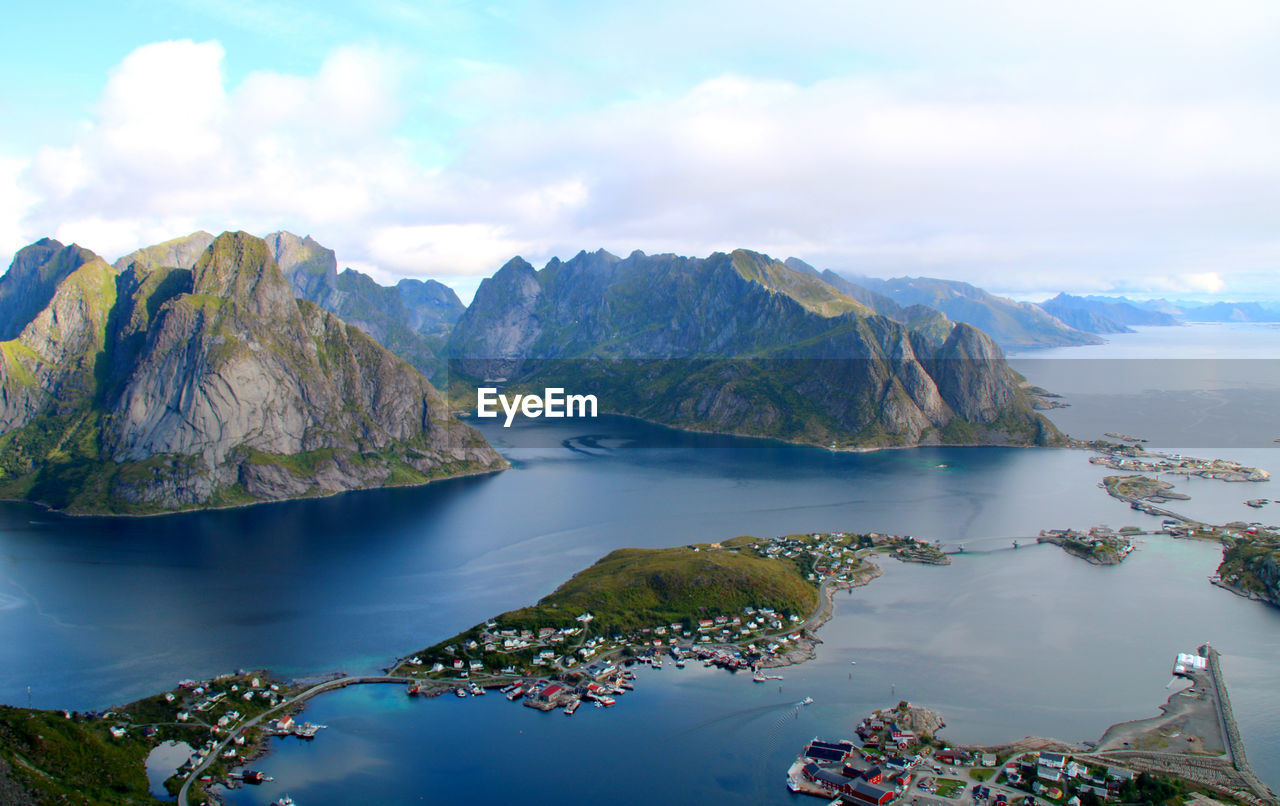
<box><xmin>1040</xmin><ymin>292</ymin><xmax>1177</xmax><ymax>329</ymax></box>
<box><xmin>0</xmin><ymin>238</ymin><xmax>103</xmax><ymax>341</ymax></box>
<box><xmin>0</xmin><ymin>232</ymin><xmax>504</xmax><ymax>514</ymax></box>
<box><xmin>842</xmin><ymin>275</ymin><xmax>1103</xmax><ymax>350</ymax></box>
<box><xmin>786</xmin><ymin>261</ymin><xmax>957</xmax><ymax>342</ymax></box>
<box><xmin>113</xmin><ymin>231</ymin><xmax>215</xmax><ymax>273</ymax></box>
<box><xmin>263</xmin><ymin>232</ymin><xmax>464</xmax><ymax>381</ymax></box>
<box><xmin>115</xmin><ymin>231</ymin><xmax>466</xmax><ymax>382</ymax></box>
<box><xmin>449</xmin><ymin>248</ymin><xmax>1061</xmax><ymax>449</ymax></box>
<box><xmin>1038</xmin><ymin>295</ymin><xmax>1133</xmax><ymax>334</ymax></box>
<box><xmin>1050</xmin><ymin>294</ymin><xmax>1280</xmax><ymax>324</ymax></box>
<box><xmin>1175</xmin><ymin>301</ymin><xmax>1280</xmax><ymax>322</ymax></box>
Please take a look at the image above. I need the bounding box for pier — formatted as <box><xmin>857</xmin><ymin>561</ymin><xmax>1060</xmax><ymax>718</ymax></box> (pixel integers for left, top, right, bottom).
<box><xmin>1082</xmin><ymin>646</ymin><xmax>1277</xmax><ymax>806</ymax></box>
<box><xmin>1206</xmin><ymin>645</ymin><xmax>1275</xmax><ymax>804</ymax></box>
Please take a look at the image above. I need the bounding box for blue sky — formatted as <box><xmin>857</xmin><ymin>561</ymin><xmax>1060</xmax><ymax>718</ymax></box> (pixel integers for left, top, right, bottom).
<box><xmin>3</xmin><ymin>1</ymin><xmax>1280</xmax><ymax>302</ymax></box>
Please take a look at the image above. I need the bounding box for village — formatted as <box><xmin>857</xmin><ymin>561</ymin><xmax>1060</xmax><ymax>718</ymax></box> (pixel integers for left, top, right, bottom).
<box><xmin>790</xmin><ymin>704</ymin><xmax>1169</xmax><ymax>806</ymax></box>
<box><xmin>1089</xmin><ymin>448</ymin><xmax>1270</xmax><ymax>483</ymax></box>
<box><xmin>389</xmin><ymin>531</ymin><xmax>925</xmax><ymax>712</ymax></box>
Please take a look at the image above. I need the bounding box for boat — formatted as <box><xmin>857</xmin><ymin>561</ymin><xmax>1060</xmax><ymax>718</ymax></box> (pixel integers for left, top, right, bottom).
<box><xmin>273</xmin><ymin>796</ymin><xmax>295</xmax><ymax>806</ymax></box>
<box><xmin>294</xmin><ymin>722</ymin><xmax>320</xmax><ymax>738</ymax></box>
<box><xmin>799</xmin><ymin>696</ymin><xmax>814</xmax><ymax>706</ymax></box>
<box><xmin>406</xmin><ymin>682</ymin><xmax>422</xmax><ymax>696</ymax></box>
<box><xmin>849</xmin><ymin>661</ymin><xmax>857</xmax><ymax>665</ymax></box>
<box><xmin>675</xmin><ymin>658</ymin><xmax>685</xmax><ymax>668</ymax></box>
<box><xmin>652</xmin><ymin>660</ymin><xmax>663</xmax><ymax>670</ymax></box>
<box><xmin>753</xmin><ymin>672</ymin><xmax>767</xmax><ymax>683</ymax></box>
<box><xmin>454</xmin><ymin>687</ymin><xmax>468</xmax><ymax>698</ymax></box>
<box><xmin>506</xmin><ymin>686</ymin><xmax>524</xmax><ymax>701</ymax></box>
<box><xmin>598</xmin><ymin>696</ymin><xmax>616</xmax><ymax>706</ymax></box>
<box><xmin>469</xmin><ymin>683</ymin><xmax>485</xmax><ymax>696</ymax></box>
<box><xmin>564</xmin><ymin>699</ymin><xmax>581</xmax><ymax>715</ymax></box>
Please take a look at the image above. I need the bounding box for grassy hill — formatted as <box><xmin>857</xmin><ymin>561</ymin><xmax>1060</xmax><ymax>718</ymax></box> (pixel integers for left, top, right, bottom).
<box><xmin>500</xmin><ymin>543</ymin><xmax>819</xmax><ymax>636</ymax></box>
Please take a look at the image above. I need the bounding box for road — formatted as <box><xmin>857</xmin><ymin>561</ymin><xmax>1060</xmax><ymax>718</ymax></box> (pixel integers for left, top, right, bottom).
<box><xmin>176</xmin><ymin>675</ymin><xmax>410</xmax><ymax>806</ymax></box>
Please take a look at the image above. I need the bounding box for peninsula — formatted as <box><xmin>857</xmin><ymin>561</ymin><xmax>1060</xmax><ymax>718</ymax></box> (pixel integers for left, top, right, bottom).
<box><xmin>3</xmin><ymin>525</ymin><xmax>1276</xmax><ymax>806</ymax></box>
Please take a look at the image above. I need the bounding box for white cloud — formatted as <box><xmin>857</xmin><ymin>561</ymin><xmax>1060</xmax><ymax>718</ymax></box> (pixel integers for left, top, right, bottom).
<box><xmin>367</xmin><ymin>224</ymin><xmax>538</xmax><ymax>276</ymax></box>
<box><xmin>8</xmin><ymin>4</ymin><xmax>1280</xmax><ymax>301</ymax></box>
<box><xmin>0</xmin><ymin>157</ymin><xmax>34</xmax><ymax>268</ymax></box>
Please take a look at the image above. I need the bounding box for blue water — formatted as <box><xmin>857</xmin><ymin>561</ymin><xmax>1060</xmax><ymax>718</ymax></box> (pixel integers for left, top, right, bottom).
<box><xmin>2</xmin><ymin>323</ymin><xmax>1279</xmax><ymax>802</ymax></box>
<box><xmin>217</xmin><ymin>537</ymin><xmax>1280</xmax><ymax>806</ymax></box>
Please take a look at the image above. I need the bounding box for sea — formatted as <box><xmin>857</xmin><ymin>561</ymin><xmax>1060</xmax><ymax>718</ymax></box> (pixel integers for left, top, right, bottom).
<box><xmin>2</xmin><ymin>323</ymin><xmax>1278</xmax><ymax>803</ymax></box>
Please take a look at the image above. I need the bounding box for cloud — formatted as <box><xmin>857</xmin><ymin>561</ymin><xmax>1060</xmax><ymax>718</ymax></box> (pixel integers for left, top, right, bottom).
<box><xmin>1179</xmin><ymin>273</ymin><xmax>1226</xmax><ymax>294</ymax></box>
<box><xmin>8</xmin><ymin>4</ymin><xmax>1280</xmax><ymax>301</ymax></box>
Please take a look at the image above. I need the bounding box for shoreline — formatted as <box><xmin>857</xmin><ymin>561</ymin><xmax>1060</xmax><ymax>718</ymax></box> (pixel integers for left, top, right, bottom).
<box><xmin>470</xmin><ymin>408</ymin><xmax>1067</xmax><ymax>456</ymax></box>
<box><xmin>0</xmin><ymin>463</ymin><xmax>508</xmax><ymax>520</ymax></box>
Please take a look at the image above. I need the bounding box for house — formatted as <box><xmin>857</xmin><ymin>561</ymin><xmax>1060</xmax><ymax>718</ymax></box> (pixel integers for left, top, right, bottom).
<box><xmin>936</xmin><ymin>748</ymin><xmax>964</xmax><ymax>764</ymax></box>
<box><xmin>1040</xmin><ymin>768</ymin><xmax>1064</xmax><ymax>783</ymax></box>
<box><xmin>1107</xmin><ymin>767</ymin><xmax>1134</xmax><ymax>784</ymax></box>
<box><xmin>802</xmin><ymin>763</ymin><xmax>892</xmax><ymax>805</ymax></box>
<box><xmin>848</xmin><ymin>778</ymin><xmax>895</xmax><ymax>805</ymax></box>
<box><xmin>981</xmin><ymin>753</ymin><xmax>998</xmax><ymax>767</ymax></box>
<box><xmin>1040</xmin><ymin>752</ymin><xmax>1067</xmax><ymax>769</ymax></box>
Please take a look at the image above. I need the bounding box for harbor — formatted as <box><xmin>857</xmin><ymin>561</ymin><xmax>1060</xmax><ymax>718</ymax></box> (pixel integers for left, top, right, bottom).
<box><xmin>785</xmin><ymin>648</ymin><xmax>1276</xmax><ymax>806</ymax></box>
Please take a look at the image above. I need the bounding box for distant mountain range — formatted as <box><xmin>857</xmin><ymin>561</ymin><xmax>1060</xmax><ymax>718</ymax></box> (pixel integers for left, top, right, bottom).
<box><xmin>448</xmin><ymin>248</ymin><xmax>1061</xmax><ymax>449</ymax></box>
<box><xmin>1036</xmin><ymin>293</ymin><xmax>1280</xmax><ymax>331</ymax></box>
<box><xmin>0</xmin><ymin>232</ymin><xmax>503</xmax><ymax>514</ymax></box>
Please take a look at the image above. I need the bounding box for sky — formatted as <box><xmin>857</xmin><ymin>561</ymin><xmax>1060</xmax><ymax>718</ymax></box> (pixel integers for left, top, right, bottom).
<box><xmin>2</xmin><ymin>1</ymin><xmax>1279</xmax><ymax>303</ymax></box>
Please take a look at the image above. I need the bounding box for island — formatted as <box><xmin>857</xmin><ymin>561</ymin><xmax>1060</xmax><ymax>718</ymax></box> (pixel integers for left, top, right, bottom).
<box><xmin>1037</xmin><ymin>526</ymin><xmax>1137</xmax><ymax>565</ymax></box>
<box><xmin>3</xmin><ymin>526</ymin><xmax>1277</xmax><ymax>806</ymax></box>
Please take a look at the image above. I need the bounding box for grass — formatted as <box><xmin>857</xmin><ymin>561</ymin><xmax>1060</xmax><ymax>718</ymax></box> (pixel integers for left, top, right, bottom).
<box><xmin>935</xmin><ymin>778</ymin><xmax>966</xmax><ymax>798</ymax></box>
<box><xmin>970</xmin><ymin>768</ymin><xmax>995</xmax><ymax>781</ymax></box>
<box><xmin>404</xmin><ymin>542</ymin><xmax>821</xmax><ymax>670</ymax></box>
<box><xmin>499</xmin><ymin>545</ymin><xmax>818</xmax><ymax>636</ymax></box>
<box><xmin>0</xmin><ymin>706</ymin><xmax>160</xmax><ymax>805</ymax></box>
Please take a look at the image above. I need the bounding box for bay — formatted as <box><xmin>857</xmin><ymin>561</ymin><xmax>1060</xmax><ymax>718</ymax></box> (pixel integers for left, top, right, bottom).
<box><xmin>1</xmin><ymin>323</ymin><xmax>1279</xmax><ymax>802</ymax></box>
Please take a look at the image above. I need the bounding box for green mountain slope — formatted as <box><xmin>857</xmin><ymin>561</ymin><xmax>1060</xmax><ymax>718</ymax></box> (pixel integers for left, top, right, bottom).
<box><xmin>0</xmin><ymin>232</ymin><xmax>505</xmax><ymax>514</ymax></box>
<box><xmin>449</xmin><ymin>248</ymin><xmax>1061</xmax><ymax>449</ymax></box>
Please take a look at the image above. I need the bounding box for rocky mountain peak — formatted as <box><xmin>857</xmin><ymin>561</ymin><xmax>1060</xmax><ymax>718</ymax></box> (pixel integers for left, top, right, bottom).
<box><xmin>192</xmin><ymin>231</ymin><xmax>298</xmax><ymax>320</ymax></box>
<box><xmin>0</xmin><ymin>239</ymin><xmax>104</xmax><ymax>340</ymax></box>
<box><xmin>112</xmin><ymin>231</ymin><xmax>215</xmax><ymax>272</ymax></box>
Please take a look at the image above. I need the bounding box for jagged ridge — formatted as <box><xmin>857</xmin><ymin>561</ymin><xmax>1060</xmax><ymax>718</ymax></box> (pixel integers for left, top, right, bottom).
<box><xmin>0</xmin><ymin>232</ymin><xmax>505</xmax><ymax>514</ymax></box>
<box><xmin>449</xmin><ymin>248</ymin><xmax>1062</xmax><ymax>449</ymax></box>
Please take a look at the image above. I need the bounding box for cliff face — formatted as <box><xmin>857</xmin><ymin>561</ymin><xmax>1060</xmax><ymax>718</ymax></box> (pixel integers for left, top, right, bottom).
<box><xmin>0</xmin><ymin>232</ymin><xmax>504</xmax><ymax>514</ymax></box>
<box><xmin>264</xmin><ymin>231</ymin><xmax>464</xmax><ymax>381</ymax></box>
<box><xmin>450</xmin><ymin>249</ymin><xmax>1060</xmax><ymax>448</ymax></box>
